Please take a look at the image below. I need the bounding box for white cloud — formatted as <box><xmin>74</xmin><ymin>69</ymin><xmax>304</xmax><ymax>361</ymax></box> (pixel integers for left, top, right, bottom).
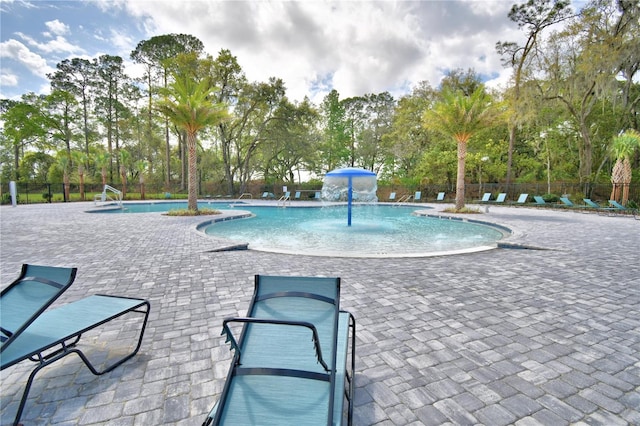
<box><xmin>115</xmin><ymin>0</ymin><xmax>526</xmax><ymax>102</ymax></box>
<box><xmin>2</xmin><ymin>0</ymin><xmax>535</xmax><ymax>101</ymax></box>
<box><xmin>44</xmin><ymin>19</ymin><xmax>70</xmax><ymax>36</ymax></box>
<box><xmin>16</xmin><ymin>31</ymin><xmax>85</xmax><ymax>55</ymax></box>
<box><xmin>1</xmin><ymin>71</ymin><xmax>19</xmax><ymax>87</ymax></box>
<box><xmin>0</xmin><ymin>39</ymin><xmax>55</xmax><ymax>78</ymax></box>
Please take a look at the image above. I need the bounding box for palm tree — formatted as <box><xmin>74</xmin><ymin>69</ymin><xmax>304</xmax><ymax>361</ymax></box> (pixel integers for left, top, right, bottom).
<box><xmin>423</xmin><ymin>87</ymin><xmax>499</xmax><ymax>210</ymax></box>
<box><xmin>56</xmin><ymin>155</ymin><xmax>71</xmax><ymax>202</ymax></box>
<box><xmin>94</xmin><ymin>152</ymin><xmax>110</xmax><ymax>188</ymax></box>
<box><xmin>610</xmin><ymin>130</ymin><xmax>640</xmax><ymax>205</ymax></box>
<box><xmin>118</xmin><ymin>149</ymin><xmax>131</xmax><ymax>198</ymax></box>
<box><xmin>157</xmin><ymin>58</ymin><xmax>227</xmax><ymax>212</ymax></box>
<box><xmin>71</xmin><ymin>151</ymin><xmax>87</xmax><ymax>201</ymax></box>
<box><xmin>135</xmin><ymin>160</ymin><xmax>148</xmax><ymax>200</ymax></box>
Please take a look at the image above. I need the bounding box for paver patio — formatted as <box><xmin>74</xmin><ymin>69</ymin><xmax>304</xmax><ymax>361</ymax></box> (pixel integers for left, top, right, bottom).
<box><xmin>1</xmin><ymin>201</ymin><xmax>638</xmax><ymax>425</ymax></box>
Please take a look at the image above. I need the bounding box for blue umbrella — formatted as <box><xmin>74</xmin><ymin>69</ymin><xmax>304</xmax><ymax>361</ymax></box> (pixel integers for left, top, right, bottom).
<box><xmin>325</xmin><ymin>167</ymin><xmax>377</xmax><ymax>226</ymax></box>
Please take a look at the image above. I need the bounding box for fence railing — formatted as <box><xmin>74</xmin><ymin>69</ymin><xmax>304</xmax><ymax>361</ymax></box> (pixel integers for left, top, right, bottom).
<box><xmin>1</xmin><ymin>181</ymin><xmax>637</xmax><ymax>205</ymax></box>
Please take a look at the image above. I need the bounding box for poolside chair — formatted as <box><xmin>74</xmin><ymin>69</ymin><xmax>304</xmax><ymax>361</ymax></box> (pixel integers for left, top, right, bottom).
<box><xmin>609</xmin><ymin>200</ymin><xmax>627</xmax><ymax>210</ymax></box>
<box><xmin>581</xmin><ymin>199</ymin><xmax>621</xmax><ymax>215</ymax></box>
<box><xmin>294</xmin><ymin>191</ymin><xmax>302</xmax><ymax>200</ymax></box>
<box><xmin>515</xmin><ymin>193</ymin><xmax>529</xmax><ymax>204</ymax></box>
<box><xmin>436</xmin><ymin>192</ymin><xmax>445</xmax><ymax>202</ymax></box>
<box><xmin>314</xmin><ymin>191</ymin><xmax>322</xmax><ymax>200</ymax></box>
<box><xmin>494</xmin><ymin>193</ymin><xmax>507</xmax><ymax>203</ymax></box>
<box><xmin>1</xmin><ymin>264</ymin><xmax>150</xmax><ymax>426</ymax></box>
<box><xmin>388</xmin><ymin>192</ymin><xmax>396</xmax><ymax>201</ymax></box>
<box><xmin>559</xmin><ymin>197</ymin><xmax>575</xmax><ymax>207</ymax></box>
<box><xmin>204</xmin><ymin>275</ymin><xmax>356</xmax><ymax>426</ymax></box>
<box><xmin>480</xmin><ymin>192</ymin><xmax>492</xmax><ymax>203</ymax></box>
<box><xmin>583</xmin><ymin>198</ymin><xmax>601</xmax><ymax>208</ymax></box>
<box><xmin>413</xmin><ymin>191</ymin><xmax>422</xmax><ymax>202</ymax></box>
<box><xmin>533</xmin><ymin>196</ymin><xmax>547</xmax><ymax>205</ymax></box>
<box><xmin>609</xmin><ymin>200</ymin><xmax>638</xmax><ymax>218</ymax></box>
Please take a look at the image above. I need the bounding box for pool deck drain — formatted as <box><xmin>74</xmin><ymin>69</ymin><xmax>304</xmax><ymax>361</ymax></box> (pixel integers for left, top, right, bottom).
<box><xmin>1</xmin><ymin>201</ymin><xmax>639</xmax><ymax>425</ymax></box>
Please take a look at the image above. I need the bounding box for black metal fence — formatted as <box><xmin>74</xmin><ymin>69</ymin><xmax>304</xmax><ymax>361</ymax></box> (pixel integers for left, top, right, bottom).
<box><xmin>1</xmin><ymin>181</ymin><xmax>637</xmax><ymax>205</ymax></box>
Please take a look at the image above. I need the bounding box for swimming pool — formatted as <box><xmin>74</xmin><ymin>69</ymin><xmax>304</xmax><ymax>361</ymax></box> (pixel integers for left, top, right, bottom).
<box><xmin>202</xmin><ymin>205</ymin><xmax>507</xmax><ymax>258</ymax></box>
<box><xmin>88</xmin><ymin>201</ymin><xmax>508</xmax><ymax>257</ymax></box>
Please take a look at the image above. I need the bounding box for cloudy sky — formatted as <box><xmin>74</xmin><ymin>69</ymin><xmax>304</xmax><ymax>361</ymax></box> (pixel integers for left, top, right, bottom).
<box><xmin>1</xmin><ymin>0</ymin><xmax>585</xmax><ymax>103</ymax></box>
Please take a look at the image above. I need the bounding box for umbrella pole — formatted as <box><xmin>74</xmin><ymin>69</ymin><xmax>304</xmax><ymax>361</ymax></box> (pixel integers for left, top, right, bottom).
<box><xmin>347</xmin><ymin>176</ymin><xmax>352</xmax><ymax>227</ymax></box>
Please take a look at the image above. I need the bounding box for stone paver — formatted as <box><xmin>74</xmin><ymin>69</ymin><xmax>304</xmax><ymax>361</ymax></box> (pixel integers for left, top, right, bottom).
<box><xmin>1</xmin><ymin>201</ymin><xmax>639</xmax><ymax>425</ymax></box>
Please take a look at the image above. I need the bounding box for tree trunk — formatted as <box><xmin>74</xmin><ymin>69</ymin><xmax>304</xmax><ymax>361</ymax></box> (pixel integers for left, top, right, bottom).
<box><xmin>140</xmin><ymin>176</ymin><xmax>146</xmax><ymax>201</ymax></box>
<box><xmin>455</xmin><ymin>140</ymin><xmax>467</xmax><ymax>210</ymax></box>
<box><xmin>120</xmin><ymin>166</ymin><xmax>127</xmax><ymax>198</ymax></box>
<box><xmin>610</xmin><ymin>159</ymin><xmax>625</xmax><ymax>202</ymax></box>
<box><xmin>187</xmin><ymin>132</ymin><xmax>198</xmax><ymax>212</ymax></box>
<box><xmin>506</xmin><ymin>125</ymin><xmax>515</xmax><ymax>186</ymax></box>
<box><xmin>63</xmin><ymin>174</ymin><xmax>70</xmax><ymax>202</ymax></box>
<box><xmin>79</xmin><ymin>173</ymin><xmax>85</xmax><ymax>201</ymax></box>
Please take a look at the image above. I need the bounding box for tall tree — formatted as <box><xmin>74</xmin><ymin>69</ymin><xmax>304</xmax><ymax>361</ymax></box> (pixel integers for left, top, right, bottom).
<box><xmin>384</xmin><ymin>82</ymin><xmax>437</xmax><ymax>180</ymax></box>
<box><xmin>1</xmin><ymin>98</ymin><xmax>47</xmax><ymax>180</ymax></box>
<box><xmin>208</xmin><ymin>50</ymin><xmax>286</xmax><ymax>195</ymax></box>
<box><xmin>536</xmin><ymin>0</ymin><xmax>639</xmax><ymax>194</ymax></box>
<box><xmin>43</xmin><ymin>90</ymin><xmax>81</xmax><ymax>160</ymax></box>
<box><xmin>496</xmin><ymin>0</ymin><xmax>572</xmax><ymax>186</ymax></box>
<box><xmin>95</xmin><ymin>55</ymin><xmax>129</xmax><ymax>181</ymax></box>
<box><xmin>157</xmin><ymin>53</ymin><xmax>228</xmax><ymax>211</ymax></box>
<box><xmin>48</xmin><ymin>58</ymin><xmax>97</xmax><ymax>158</ymax></box>
<box><xmin>320</xmin><ymin>90</ymin><xmax>350</xmax><ymax>172</ymax></box>
<box><xmin>131</xmin><ymin>34</ymin><xmax>205</xmax><ymax>189</ymax></box>
<box><xmin>423</xmin><ymin>87</ymin><xmax>500</xmax><ymax>210</ymax></box>
<box><xmin>358</xmin><ymin>92</ymin><xmax>395</xmax><ymax>172</ymax></box>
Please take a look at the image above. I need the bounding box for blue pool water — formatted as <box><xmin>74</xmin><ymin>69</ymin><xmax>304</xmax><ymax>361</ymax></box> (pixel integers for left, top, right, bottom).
<box><xmin>88</xmin><ymin>202</ymin><xmax>507</xmax><ymax>257</ymax></box>
<box><xmin>205</xmin><ymin>205</ymin><xmax>506</xmax><ymax>257</ymax></box>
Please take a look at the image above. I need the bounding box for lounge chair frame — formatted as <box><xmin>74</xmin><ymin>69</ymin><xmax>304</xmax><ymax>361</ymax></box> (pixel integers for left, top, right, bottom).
<box><xmin>1</xmin><ymin>266</ymin><xmax>150</xmax><ymax>426</ymax></box>
<box><xmin>204</xmin><ymin>275</ymin><xmax>356</xmax><ymax>426</ymax></box>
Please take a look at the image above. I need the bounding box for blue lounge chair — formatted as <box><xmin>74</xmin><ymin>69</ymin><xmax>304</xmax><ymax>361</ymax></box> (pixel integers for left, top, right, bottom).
<box><xmin>495</xmin><ymin>193</ymin><xmax>507</xmax><ymax>203</ymax></box>
<box><xmin>515</xmin><ymin>193</ymin><xmax>528</xmax><ymax>204</ymax></box>
<box><xmin>583</xmin><ymin>198</ymin><xmax>602</xmax><ymax>209</ymax></box>
<box><xmin>436</xmin><ymin>192</ymin><xmax>445</xmax><ymax>201</ymax></box>
<box><xmin>609</xmin><ymin>200</ymin><xmax>628</xmax><ymax>210</ymax></box>
<box><xmin>413</xmin><ymin>191</ymin><xmax>422</xmax><ymax>202</ymax></box>
<box><xmin>559</xmin><ymin>197</ymin><xmax>574</xmax><ymax>207</ymax></box>
<box><xmin>609</xmin><ymin>200</ymin><xmax>638</xmax><ymax>218</ymax></box>
<box><xmin>480</xmin><ymin>192</ymin><xmax>492</xmax><ymax>203</ymax></box>
<box><xmin>388</xmin><ymin>192</ymin><xmax>396</xmax><ymax>201</ymax></box>
<box><xmin>1</xmin><ymin>264</ymin><xmax>150</xmax><ymax>425</ymax></box>
<box><xmin>294</xmin><ymin>191</ymin><xmax>301</xmax><ymax>200</ymax></box>
<box><xmin>533</xmin><ymin>196</ymin><xmax>546</xmax><ymax>205</ymax></box>
<box><xmin>204</xmin><ymin>275</ymin><xmax>356</xmax><ymax>426</ymax></box>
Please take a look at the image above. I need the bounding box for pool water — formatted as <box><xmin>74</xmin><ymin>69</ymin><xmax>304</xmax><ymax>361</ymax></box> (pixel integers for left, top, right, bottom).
<box><xmin>88</xmin><ymin>202</ymin><xmax>507</xmax><ymax>257</ymax></box>
<box><xmin>203</xmin><ymin>205</ymin><xmax>506</xmax><ymax>257</ymax></box>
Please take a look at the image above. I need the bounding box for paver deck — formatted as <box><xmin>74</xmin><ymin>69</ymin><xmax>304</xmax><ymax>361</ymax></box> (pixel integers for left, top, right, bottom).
<box><xmin>1</xmin><ymin>200</ymin><xmax>638</xmax><ymax>425</ymax></box>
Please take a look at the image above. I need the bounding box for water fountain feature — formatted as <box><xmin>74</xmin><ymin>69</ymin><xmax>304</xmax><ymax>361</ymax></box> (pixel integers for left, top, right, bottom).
<box><xmin>321</xmin><ymin>167</ymin><xmax>378</xmax><ymax>226</ymax></box>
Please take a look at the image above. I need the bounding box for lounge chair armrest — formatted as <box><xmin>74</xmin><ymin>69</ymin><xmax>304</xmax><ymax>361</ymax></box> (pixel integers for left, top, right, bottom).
<box><xmin>221</xmin><ymin>317</ymin><xmax>330</xmax><ymax>372</ymax></box>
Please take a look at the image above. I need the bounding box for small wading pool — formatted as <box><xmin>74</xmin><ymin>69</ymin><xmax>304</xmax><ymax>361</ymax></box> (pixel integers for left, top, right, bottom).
<box><xmin>88</xmin><ymin>202</ymin><xmax>509</xmax><ymax>257</ymax></box>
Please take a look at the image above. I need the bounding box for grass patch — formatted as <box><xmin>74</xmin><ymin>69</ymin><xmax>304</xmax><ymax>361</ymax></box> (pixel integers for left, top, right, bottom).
<box><xmin>165</xmin><ymin>207</ymin><xmax>221</xmax><ymax>217</ymax></box>
<box><xmin>442</xmin><ymin>207</ymin><xmax>482</xmax><ymax>214</ymax></box>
